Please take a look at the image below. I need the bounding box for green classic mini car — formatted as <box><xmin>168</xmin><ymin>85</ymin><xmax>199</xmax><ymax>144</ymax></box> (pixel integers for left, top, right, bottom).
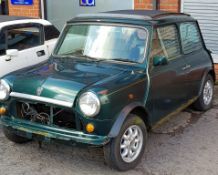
<box><xmin>0</xmin><ymin>10</ymin><xmax>215</xmax><ymax>170</ymax></box>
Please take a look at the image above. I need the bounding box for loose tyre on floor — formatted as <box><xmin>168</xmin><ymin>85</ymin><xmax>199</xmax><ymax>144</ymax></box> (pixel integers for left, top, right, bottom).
<box><xmin>104</xmin><ymin>114</ymin><xmax>147</xmax><ymax>171</ymax></box>
<box><xmin>3</xmin><ymin>126</ymin><xmax>31</xmax><ymax>144</ymax></box>
<box><xmin>194</xmin><ymin>74</ymin><xmax>214</xmax><ymax>111</ymax></box>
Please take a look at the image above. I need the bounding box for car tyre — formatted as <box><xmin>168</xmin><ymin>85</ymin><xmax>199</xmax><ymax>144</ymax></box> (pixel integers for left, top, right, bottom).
<box><xmin>104</xmin><ymin>114</ymin><xmax>147</xmax><ymax>171</ymax></box>
<box><xmin>194</xmin><ymin>74</ymin><xmax>214</xmax><ymax>111</ymax></box>
<box><xmin>3</xmin><ymin>126</ymin><xmax>31</xmax><ymax>144</ymax></box>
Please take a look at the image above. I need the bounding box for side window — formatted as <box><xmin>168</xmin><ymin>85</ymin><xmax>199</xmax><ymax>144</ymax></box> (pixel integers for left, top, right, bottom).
<box><xmin>44</xmin><ymin>25</ymin><xmax>60</xmax><ymax>41</ymax></box>
<box><xmin>0</xmin><ymin>33</ymin><xmax>6</xmax><ymax>55</ymax></box>
<box><xmin>157</xmin><ymin>25</ymin><xmax>181</xmax><ymax>61</ymax></box>
<box><xmin>150</xmin><ymin>25</ymin><xmax>181</xmax><ymax>62</ymax></box>
<box><xmin>180</xmin><ymin>23</ymin><xmax>202</xmax><ymax>54</ymax></box>
<box><xmin>150</xmin><ymin>30</ymin><xmax>165</xmax><ymax>59</ymax></box>
<box><xmin>6</xmin><ymin>26</ymin><xmax>42</xmax><ymax>51</ymax></box>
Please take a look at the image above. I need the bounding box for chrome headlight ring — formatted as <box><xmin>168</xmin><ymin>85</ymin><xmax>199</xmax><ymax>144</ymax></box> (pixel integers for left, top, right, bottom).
<box><xmin>78</xmin><ymin>92</ymin><xmax>100</xmax><ymax>117</ymax></box>
<box><xmin>0</xmin><ymin>79</ymin><xmax>10</xmax><ymax>101</ymax></box>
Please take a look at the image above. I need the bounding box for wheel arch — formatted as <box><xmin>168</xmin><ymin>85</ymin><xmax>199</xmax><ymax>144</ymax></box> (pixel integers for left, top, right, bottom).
<box><xmin>208</xmin><ymin>69</ymin><xmax>216</xmax><ymax>83</ymax></box>
<box><xmin>198</xmin><ymin>68</ymin><xmax>215</xmax><ymax>96</ymax></box>
<box><xmin>130</xmin><ymin>106</ymin><xmax>151</xmax><ymax>130</ymax></box>
<box><xmin>108</xmin><ymin>102</ymin><xmax>150</xmax><ymax>138</ymax></box>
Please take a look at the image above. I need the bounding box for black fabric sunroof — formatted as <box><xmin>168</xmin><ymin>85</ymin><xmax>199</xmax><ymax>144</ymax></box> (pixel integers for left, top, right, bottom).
<box><xmin>0</xmin><ymin>15</ymin><xmax>32</xmax><ymax>23</ymax></box>
<box><xmin>70</xmin><ymin>10</ymin><xmax>192</xmax><ymax>23</ymax></box>
<box><xmin>104</xmin><ymin>10</ymin><xmax>173</xmax><ymax>18</ymax></box>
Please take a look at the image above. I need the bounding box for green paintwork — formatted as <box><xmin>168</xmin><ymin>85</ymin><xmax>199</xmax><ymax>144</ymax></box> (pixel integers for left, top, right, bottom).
<box><xmin>0</xmin><ymin>13</ymin><xmax>214</xmax><ymax>146</ymax></box>
<box><xmin>1</xmin><ymin>58</ymin><xmax>149</xmax><ymax>139</ymax></box>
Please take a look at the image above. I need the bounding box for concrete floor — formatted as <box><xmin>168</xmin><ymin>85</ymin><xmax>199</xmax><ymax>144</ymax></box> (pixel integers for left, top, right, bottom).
<box><xmin>0</xmin><ymin>88</ymin><xmax>218</xmax><ymax>175</ymax></box>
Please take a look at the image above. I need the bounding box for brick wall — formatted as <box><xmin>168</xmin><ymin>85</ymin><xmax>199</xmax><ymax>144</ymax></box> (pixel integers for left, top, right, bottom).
<box><xmin>214</xmin><ymin>64</ymin><xmax>218</xmax><ymax>82</ymax></box>
<box><xmin>8</xmin><ymin>0</ymin><xmax>179</xmax><ymax>18</ymax></box>
<box><xmin>135</xmin><ymin>0</ymin><xmax>180</xmax><ymax>12</ymax></box>
<box><xmin>135</xmin><ymin>0</ymin><xmax>153</xmax><ymax>10</ymax></box>
<box><xmin>8</xmin><ymin>0</ymin><xmax>40</xmax><ymax>18</ymax></box>
<box><xmin>159</xmin><ymin>0</ymin><xmax>179</xmax><ymax>12</ymax></box>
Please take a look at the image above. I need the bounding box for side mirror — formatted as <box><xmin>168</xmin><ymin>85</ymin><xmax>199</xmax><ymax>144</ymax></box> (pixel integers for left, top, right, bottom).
<box><xmin>153</xmin><ymin>55</ymin><xmax>168</xmax><ymax>66</ymax></box>
<box><xmin>5</xmin><ymin>49</ymin><xmax>19</xmax><ymax>61</ymax></box>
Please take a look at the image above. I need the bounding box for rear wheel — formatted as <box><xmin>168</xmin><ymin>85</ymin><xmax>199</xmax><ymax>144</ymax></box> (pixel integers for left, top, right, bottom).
<box><xmin>3</xmin><ymin>126</ymin><xmax>31</xmax><ymax>144</ymax></box>
<box><xmin>194</xmin><ymin>75</ymin><xmax>214</xmax><ymax>111</ymax></box>
<box><xmin>104</xmin><ymin>114</ymin><xmax>147</xmax><ymax>171</ymax></box>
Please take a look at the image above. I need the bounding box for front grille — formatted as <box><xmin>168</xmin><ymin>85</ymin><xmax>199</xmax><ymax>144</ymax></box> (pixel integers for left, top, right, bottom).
<box><xmin>15</xmin><ymin>102</ymin><xmax>83</xmax><ymax>131</ymax></box>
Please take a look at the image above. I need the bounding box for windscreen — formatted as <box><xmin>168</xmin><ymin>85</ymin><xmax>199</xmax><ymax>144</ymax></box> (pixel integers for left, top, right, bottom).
<box><xmin>55</xmin><ymin>24</ymin><xmax>148</xmax><ymax>63</ymax></box>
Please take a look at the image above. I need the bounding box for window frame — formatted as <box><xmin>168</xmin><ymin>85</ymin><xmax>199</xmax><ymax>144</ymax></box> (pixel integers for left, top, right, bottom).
<box><xmin>44</xmin><ymin>25</ymin><xmax>60</xmax><ymax>41</ymax></box>
<box><xmin>2</xmin><ymin>23</ymin><xmax>44</xmax><ymax>51</ymax></box>
<box><xmin>178</xmin><ymin>21</ymin><xmax>203</xmax><ymax>55</ymax></box>
<box><xmin>0</xmin><ymin>31</ymin><xmax>6</xmax><ymax>56</ymax></box>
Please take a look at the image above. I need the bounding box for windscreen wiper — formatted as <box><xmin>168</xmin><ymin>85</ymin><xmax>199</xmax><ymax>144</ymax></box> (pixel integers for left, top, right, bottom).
<box><xmin>78</xmin><ymin>54</ymin><xmax>100</xmax><ymax>61</ymax></box>
<box><xmin>108</xmin><ymin>58</ymin><xmax>137</xmax><ymax>63</ymax></box>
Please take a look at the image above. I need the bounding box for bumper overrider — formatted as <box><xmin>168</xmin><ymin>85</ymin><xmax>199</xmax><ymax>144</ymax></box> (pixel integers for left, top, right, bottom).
<box><xmin>0</xmin><ymin>92</ymin><xmax>110</xmax><ymax>146</ymax></box>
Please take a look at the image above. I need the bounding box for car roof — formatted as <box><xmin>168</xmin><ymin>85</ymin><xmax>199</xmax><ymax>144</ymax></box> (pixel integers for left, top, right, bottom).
<box><xmin>71</xmin><ymin>10</ymin><xmax>195</xmax><ymax>24</ymax></box>
<box><xmin>0</xmin><ymin>15</ymin><xmax>52</xmax><ymax>29</ymax></box>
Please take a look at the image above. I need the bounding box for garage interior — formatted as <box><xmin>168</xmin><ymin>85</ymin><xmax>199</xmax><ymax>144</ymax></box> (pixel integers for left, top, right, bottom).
<box><xmin>0</xmin><ymin>0</ymin><xmax>8</xmax><ymax>15</ymax></box>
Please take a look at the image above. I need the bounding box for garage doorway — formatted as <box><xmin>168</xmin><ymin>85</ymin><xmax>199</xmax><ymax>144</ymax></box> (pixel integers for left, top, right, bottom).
<box><xmin>44</xmin><ymin>0</ymin><xmax>134</xmax><ymax>31</ymax></box>
<box><xmin>0</xmin><ymin>0</ymin><xmax>8</xmax><ymax>15</ymax></box>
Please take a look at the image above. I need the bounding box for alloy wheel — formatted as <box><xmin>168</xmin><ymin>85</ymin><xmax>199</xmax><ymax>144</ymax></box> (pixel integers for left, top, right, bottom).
<box><xmin>203</xmin><ymin>80</ymin><xmax>213</xmax><ymax>106</ymax></box>
<box><xmin>120</xmin><ymin>125</ymin><xmax>143</xmax><ymax>163</ymax></box>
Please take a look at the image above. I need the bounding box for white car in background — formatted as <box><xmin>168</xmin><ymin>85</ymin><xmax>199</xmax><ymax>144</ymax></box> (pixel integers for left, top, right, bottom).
<box><xmin>0</xmin><ymin>15</ymin><xmax>59</xmax><ymax>77</ymax></box>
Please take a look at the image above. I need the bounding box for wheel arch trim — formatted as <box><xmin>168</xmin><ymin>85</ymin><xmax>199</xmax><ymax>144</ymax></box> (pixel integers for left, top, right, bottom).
<box><xmin>108</xmin><ymin>102</ymin><xmax>149</xmax><ymax>138</ymax></box>
<box><xmin>198</xmin><ymin>68</ymin><xmax>215</xmax><ymax>96</ymax></box>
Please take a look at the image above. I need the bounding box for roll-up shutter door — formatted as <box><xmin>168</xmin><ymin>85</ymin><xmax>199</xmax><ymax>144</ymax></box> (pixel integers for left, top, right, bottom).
<box><xmin>183</xmin><ymin>0</ymin><xmax>218</xmax><ymax>62</ymax></box>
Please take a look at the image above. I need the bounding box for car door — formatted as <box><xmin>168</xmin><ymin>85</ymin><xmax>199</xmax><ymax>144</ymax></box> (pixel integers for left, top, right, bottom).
<box><xmin>0</xmin><ymin>24</ymin><xmax>49</xmax><ymax>78</ymax></box>
<box><xmin>179</xmin><ymin>22</ymin><xmax>212</xmax><ymax>99</ymax></box>
<box><xmin>147</xmin><ymin>25</ymin><xmax>188</xmax><ymax>124</ymax></box>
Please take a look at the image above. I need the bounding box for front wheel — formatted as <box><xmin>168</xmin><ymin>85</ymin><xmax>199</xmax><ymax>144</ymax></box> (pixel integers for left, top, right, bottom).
<box><xmin>3</xmin><ymin>126</ymin><xmax>31</xmax><ymax>144</ymax></box>
<box><xmin>104</xmin><ymin>114</ymin><xmax>147</xmax><ymax>171</ymax></box>
<box><xmin>194</xmin><ymin>75</ymin><xmax>214</xmax><ymax>111</ymax></box>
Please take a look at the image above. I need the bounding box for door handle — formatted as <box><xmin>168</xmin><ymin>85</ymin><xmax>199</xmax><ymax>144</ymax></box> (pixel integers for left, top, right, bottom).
<box><xmin>5</xmin><ymin>56</ymin><xmax>12</xmax><ymax>61</ymax></box>
<box><xmin>182</xmin><ymin>64</ymin><xmax>191</xmax><ymax>70</ymax></box>
<box><xmin>36</xmin><ymin>50</ymin><xmax>46</xmax><ymax>57</ymax></box>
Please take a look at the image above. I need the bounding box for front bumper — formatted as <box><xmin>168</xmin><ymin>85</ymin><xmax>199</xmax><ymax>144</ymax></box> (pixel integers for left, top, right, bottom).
<box><xmin>1</xmin><ymin>116</ymin><xmax>109</xmax><ymax>146</ymax></box>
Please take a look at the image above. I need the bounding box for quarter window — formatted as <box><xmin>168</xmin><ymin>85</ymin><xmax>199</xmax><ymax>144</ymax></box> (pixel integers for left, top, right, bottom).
<box><xmin>6</xmin><ymin>26</ymin><xmax>42</xmax><ymax>51</ymax></box>
<box><xmin>44</xmin><ymin>25</ymin><xmax>60</xmax><ymax>41</ymax></box>
<box><xmin>180</xmin><ymin>23</ymin><xmax>202</xmax><ymax>54</ymax></box>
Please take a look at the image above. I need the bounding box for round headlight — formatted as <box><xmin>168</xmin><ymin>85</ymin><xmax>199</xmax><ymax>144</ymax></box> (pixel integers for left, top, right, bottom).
<box><xmin>79</xmin><ymin>92</ymin><xmax>100</xmax><ymax>117</ymax></box>
<box><xmin>0</xmin><ymin>80</ymin><xmax>10</xmax><ymax>101</ymax></box>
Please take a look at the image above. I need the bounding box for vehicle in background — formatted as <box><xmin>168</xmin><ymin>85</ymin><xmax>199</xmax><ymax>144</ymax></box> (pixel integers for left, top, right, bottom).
<box><xmin>0</xmin><ymin>16</ymin><xmax>59</xmax><ymax>77</ymax></box>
